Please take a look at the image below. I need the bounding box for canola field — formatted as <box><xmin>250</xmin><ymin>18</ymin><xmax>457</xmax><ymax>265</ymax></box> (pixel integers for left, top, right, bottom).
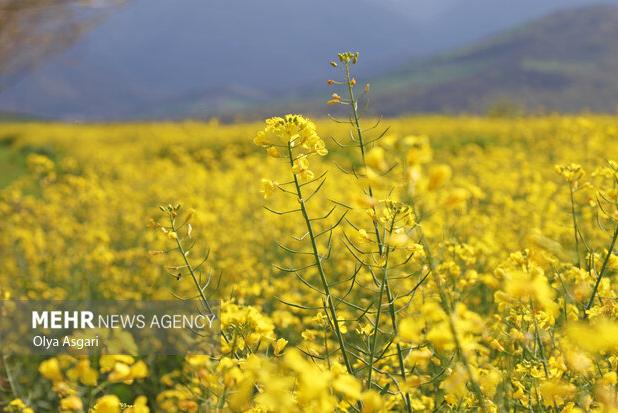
<box><xmin>0</xmin><ymin>112</ymin><xmax>617</xmax><ymax>412</ymax></box>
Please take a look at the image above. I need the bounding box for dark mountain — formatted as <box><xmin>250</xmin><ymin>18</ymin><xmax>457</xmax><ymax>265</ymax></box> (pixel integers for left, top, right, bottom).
<box><xmin>390</xmin><ymin>0</ymin><xmax>618</xmax><ymax>54</ymax></box>
<box><xmin>366</xmin><ymin>4</ymin><xmax>618</xmax><ymax>114</ymax></box>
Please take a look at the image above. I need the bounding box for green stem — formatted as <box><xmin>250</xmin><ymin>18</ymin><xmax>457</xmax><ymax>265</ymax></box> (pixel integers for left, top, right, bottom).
<box><xmin>531</xmin><ymin>301</ymin><xmax>559</xmax><ymax>412</ymax></box>
<box><xmin>344</xmin><ymin>61</ymin><xmax>413</xmax><ymax>412</ymax></box>
<box><xmin>585</xmin><ymin>224</ymin><xmax>618</xmax><ymax>314</ymax></box>
<box><xmin>287</xmin><ymin>143</ymin><xmax>354</xmax><ymax>375</ymax></box>
<box><xmin>169</xmin><ymin>213</ymin><xmax>239</xmax><ymax>354</ymax></box>
<box><xmin>217</xmin><ymin>331</ymin><xmax>239</xmax><ymax>409</ymax></box>
<box><xmin>171</xmin><ymin>216</ymin><xmax>213</xmax><ymax>315</ymax></box>
<box><xmin>366</xmin><ymin>213</ymin><xmax>397</xmax><ymax>389</ymax></box>
<box><xmin>2</xmin><ymin>354</ymin><xmax>19</xmax><ymax>402</ymax></box>
<box><xmin>569</xmin><ymin>185</ymin><xmax>581</xmax><ymax>269</ymax></box>
<box><xmin>344</xmin><ymin>62</ymin><xmax>382</xmax><ymax>254</ymax></box>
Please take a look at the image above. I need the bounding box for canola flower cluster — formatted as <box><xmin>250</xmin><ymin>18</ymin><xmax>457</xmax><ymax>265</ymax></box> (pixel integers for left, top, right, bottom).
<box><xmin>1</xmin><ymin>55</ymin><xmax>618</xmax><ymax>412</ymax></box>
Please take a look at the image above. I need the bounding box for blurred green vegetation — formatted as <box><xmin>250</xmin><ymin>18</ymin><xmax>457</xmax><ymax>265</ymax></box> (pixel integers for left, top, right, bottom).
<box><xmin>0</xmin><ymin>136</ymin><xmax>26</xmax><ymax>188</ymax></box>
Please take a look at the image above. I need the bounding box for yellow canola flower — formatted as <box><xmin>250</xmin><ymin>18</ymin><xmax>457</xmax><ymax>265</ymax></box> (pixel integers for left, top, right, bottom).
<box><xmin>130</xmin><ymin>360</ymin><xmax>149</xmax><ymax>380</ymax></box>
<box><xmin>260</xmin><ymin>178</ymin><xmax>278</xmax><ymax>199</ymax></box>
<box><xmin>272</xmin><ymin>337</ymin><xmax>288</xmax><ymax>356</ymax></box>
<box><xmin>564</xmin><ymin>347</ymin><xmax>594</xmax><ymax>375</ymax></box>
<box><xmin>567</xmin><ymin>319</ymin><xmax>618</xmax><ymax>353</ymax></box>
<box><xmin>398</xmin><ymin>317</ymin><xmax>425</xmax><ymax>343</ymax></box>
<box><xmin>100</xmin><ymin>355</ymin><xmax>135</xmax><ymax>372</ymax></box>
<box><xmin>107</xmin><ymin>362</ymin><xmax>132</xmax><ymax>383</ymax></box>
<box><xmin>4</xmin><ymin>113</ymin><xmax>618</xmax><ymax>411</ymax></box>
<box><xmin>478</xmin><ymin>368</ymin><xmax>502</xmax><ymax>398</ymax></box>
<box><xmin>107</xmin><ymin>360</ymin><xmax>148</xmax><ymax>383</ymax></box>
<box><xmin>124</xmin><ymin>396</ymin><xmax>150</xmax><ymax>413</ymax></box>
<box><xmin>266</xmin><ymin>146</ymin><xmax>281</xmax><ymax>158</ymax></box>
<box><xmin>333</xmin><ymin>373</ymin><xmax>363</xmax><ymax>400</ymax></box>
<box><xmin>39</xmin><ymin>358</ymin><xmax>63</xmax><ymax>382</ymax></box>
<box><xmin>365</xmin><ymin>147</ymin><xmax>388</xmax><ymax>172</ymax></box>
<box><xmin>26</xmin><ymin>153</ymin><xmax>55</xmax><ymax>175</ymax></box>
<box><xmin>361</xmin><ymin>390</ymin><xmax>384</xmax><ymax>413</ymax></box>
<box><xmin>555</xmin><ymin>163</ymin><xmax>585</xmax><ymax>183</ymax></box>
<box><xmin>407</xmin><ymin>348</ymin><xmax>433</xmax><ymax>369</ymax></box>
<box><xmin>6</xmin><ymin>399</ymin><xmax>34</xmax><ymax>413</ymax></box>
<box><xmin>502</xmin><ymin>269</ymin><xmax>558</xmax><ymax>315</ymax></box>
<box><xmin>292</xmin><ymin>155</ymin><xmax>314</xmax><ymax>181</ymax></box>
<box><xmin>93</xmin><ymin>395</ymin><xmax>121</xmax><ymax>413</ymax></box>
<box><xmin>427</xmin><ymin>164</ymin><xmax>452</xmax><ymax>190</ymax></box>
<box><xmin>539</xmin><ymin>379</ymin><xmax>576</xmax><ymax>407</ymax></box>
<box><xmin>7</xmin><ymin>400</ymin><xmax>27</xmax><ymax>409</ymax></box>
<box><xmin>59</xmin><ymin>395</ymin><xmax>83</xmax><ymax>411</ymax></box>
<box><xmin>66</xmin><ymin>359</ymin><xmax>98</xmax><ymax>386</ymax></box>
<box><xmin>440</xmin><ymin>364</ymin><xmax>469</xmax><ymax>404</ymax></box>
<box><xmin>442</xmin><ymin>187</ymin><xmax>470</xmax><ymax>210</ymax></box>
<box><xmin>255</xmin><ymin>114</ymin><xmax>327</xmax><ymax>183</ymax></box>
<box><xmin>404</xmin><ymin>134</ymin><xmax>433</xmax><ymax>165</ymax></box>
<box><xmin>254</xmin><ymin>114</ymin><xmax>324</xmax><ymax>151</ymax></box>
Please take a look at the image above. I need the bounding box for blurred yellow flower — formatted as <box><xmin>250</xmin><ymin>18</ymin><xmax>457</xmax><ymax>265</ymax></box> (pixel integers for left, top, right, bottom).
<box><xmin>93</xmin><ymin>395</ymin><xmax>121</xmax><ymax>413</ymax></box>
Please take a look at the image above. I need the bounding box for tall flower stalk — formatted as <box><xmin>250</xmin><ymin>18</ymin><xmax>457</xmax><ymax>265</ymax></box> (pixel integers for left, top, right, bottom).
<box><xmin>330</xmin><ymin>52</ymin><xmax>487</xmax><ymax>410</ymax></box>
<box><xmin>254</xmin><ymin>115</ymin><xmax>355</xmax><ymax>375</ymax></box>
<box><xmin>330</xmin><ymin>52</ymin><xmax>416</xmax><ymax>411</ymax></box>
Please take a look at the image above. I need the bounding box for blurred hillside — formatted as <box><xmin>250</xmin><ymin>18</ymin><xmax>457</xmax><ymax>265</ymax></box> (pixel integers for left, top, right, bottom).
<box><xmin>0</xmin><ymin>1</ymin><xmax>617</xmax><ymax>119</ymax></box>
<box><xmin>366</xmin><ymin>4</ymin><xmax>618</xmax><ymax>115</ymax></box>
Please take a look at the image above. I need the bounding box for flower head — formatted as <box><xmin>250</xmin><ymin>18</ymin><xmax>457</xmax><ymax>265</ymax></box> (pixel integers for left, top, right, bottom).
<box><xmin>255</xmin><ymin>114</ymin><xmax>327</xmax><ymax>183</ymax></box>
